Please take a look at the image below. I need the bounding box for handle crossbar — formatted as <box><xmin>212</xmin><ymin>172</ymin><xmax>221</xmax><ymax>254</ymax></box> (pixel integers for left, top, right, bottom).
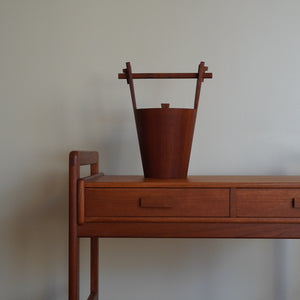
<box><xmin>118</xmin><ymin>72</ymin><xmax>212</xmax><ymax>79</ymax></box>
<box><xmin>119</xmin><ymin>62</ymin><xmax>212</xmax><ymax>110</ymax></box>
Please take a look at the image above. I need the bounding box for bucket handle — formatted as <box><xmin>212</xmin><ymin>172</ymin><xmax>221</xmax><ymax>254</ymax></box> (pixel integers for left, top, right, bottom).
<box><xmin>118</xmin><ymin>62</ymin><xmax>213</xmax><ymax>111</ymax></box>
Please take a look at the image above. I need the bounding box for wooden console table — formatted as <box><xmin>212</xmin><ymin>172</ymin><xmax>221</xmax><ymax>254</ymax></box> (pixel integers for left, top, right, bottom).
<box><xmin>69</xmin><ymin>151</ymin><xmax>300</xmax><ymax>300</ymax></box>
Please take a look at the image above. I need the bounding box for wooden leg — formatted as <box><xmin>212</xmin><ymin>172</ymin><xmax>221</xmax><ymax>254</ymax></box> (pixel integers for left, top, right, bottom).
<box><xmin>69</xmin><ymin>236</ymin><xmax>79</xmax><ymax>300</ymax></box>
<box><xmin>90</xmin><ymin>237</ymin><xmax>99</xmax><ymax>299</ymax></box>
<box><xmin>69</xmin><ymin>151</ymin><xmax>100</xmax><ymax>300</ymax></box>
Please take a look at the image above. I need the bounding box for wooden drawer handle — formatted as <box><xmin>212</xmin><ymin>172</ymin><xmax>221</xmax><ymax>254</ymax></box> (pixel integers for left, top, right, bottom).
<box><xmin>139</xmin><ymin>198</ymin><xmax>173</xmax><ymax>208</ymax></box>
<box><xmin>293</xmin><ymin>198</ymin><xmax>300</xmax><ymax>209</ymax></box>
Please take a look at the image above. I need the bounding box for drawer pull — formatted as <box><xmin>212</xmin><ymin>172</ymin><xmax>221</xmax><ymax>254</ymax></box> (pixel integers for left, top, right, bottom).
<box><xmin>140</xmin><ymin>198</ymin><xmax>173</xmax><ymax>208</ymax></box>
<box><xmin>293</xmin><ymin>198</ymin><xmax>300</xmax><ymax>209</ymax></box>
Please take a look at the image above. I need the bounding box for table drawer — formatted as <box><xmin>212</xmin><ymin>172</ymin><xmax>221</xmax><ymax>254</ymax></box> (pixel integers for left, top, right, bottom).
<box><xmin>236</xmin><ymin>189</ymin><xmax>300</xmax><ymax>217</ymax></box>
<box><xmin>85</xmin><ymin>188</ymin><xmax>229</xmax><ymax>218</ymax></box>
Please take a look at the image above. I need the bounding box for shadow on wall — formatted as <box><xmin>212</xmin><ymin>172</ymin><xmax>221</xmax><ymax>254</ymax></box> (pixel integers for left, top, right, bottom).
<box><xmin>78</xmin><ymin>74</ymin><xmax>141</xmax><ymax>174</ymax></box>
<box><xmin>1</xmin><ymin>161</ymin><xmax>68</xmax><ymax>300</ymax></box>
<box><xmin>99</xmin><ymin>238</ymin><xmax>278</xmax><ymax>300</ymax></box>
<box><xmin>0</xmin><ymin>74</ymin><xmax>138</xmax><ymax>300</ymax></box>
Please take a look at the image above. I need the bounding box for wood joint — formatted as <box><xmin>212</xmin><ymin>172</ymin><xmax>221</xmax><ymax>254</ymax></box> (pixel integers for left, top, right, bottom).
<box><xmin>87</xmin><ymin>292</ymin><xmax>98</xmax><ymax>300</ymax></box>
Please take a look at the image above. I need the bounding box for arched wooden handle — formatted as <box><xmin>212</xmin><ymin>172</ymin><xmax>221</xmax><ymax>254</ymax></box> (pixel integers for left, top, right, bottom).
<box><xmin>119</xmin><ymin>62</ymin><xmax>213</xmax><ymax>111</ymax></box>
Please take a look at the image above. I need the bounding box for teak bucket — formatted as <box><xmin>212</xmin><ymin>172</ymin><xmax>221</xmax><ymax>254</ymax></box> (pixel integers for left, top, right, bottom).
<box><xmin>119</xmin><ymin>62</ymin><xmax>212</xmax><ymax>179</ymax></box>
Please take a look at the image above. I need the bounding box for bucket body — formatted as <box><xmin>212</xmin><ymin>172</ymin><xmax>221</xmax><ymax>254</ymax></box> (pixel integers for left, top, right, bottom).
<box><xmin>135</xmin><ymin>108</ymin><xmax>197</xmax><ymax>178</ymax></box>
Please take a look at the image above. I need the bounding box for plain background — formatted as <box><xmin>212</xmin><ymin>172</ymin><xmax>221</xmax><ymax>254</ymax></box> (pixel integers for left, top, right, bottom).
<box><xmin>1</xmin><ymin>0</ymin><xmax>300</xmax><ymax>299</ymax></box>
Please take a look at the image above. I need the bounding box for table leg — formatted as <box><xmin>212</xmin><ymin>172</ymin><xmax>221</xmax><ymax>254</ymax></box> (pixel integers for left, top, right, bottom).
<box><xmin>69</xmin><ymin>236</ymin><xmax>79</xmax><ymax>300</ymax></box>
<box><xmin>91</xmin><ymin>237</ymin><xmax>99</xmax><ymax>299</ymax></box>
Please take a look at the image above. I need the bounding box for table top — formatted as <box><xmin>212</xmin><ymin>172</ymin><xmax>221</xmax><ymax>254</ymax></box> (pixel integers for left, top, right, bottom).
<box><xmin>84</xmin><ymin>175</ymin><xmax>300</xmax><ymax>188</ymax></box>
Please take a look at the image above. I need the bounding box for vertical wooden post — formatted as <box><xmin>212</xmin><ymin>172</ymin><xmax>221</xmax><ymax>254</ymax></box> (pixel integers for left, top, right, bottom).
<box><xmin>69</xmin><ymin>151</ymin><xmax>99</xmax><ymax>300</ymax></box>
<box><xmin>125</xmin><ymin>62</ymin><xmax>137</xmax><ymax>111</ymax></box>
<box><xmin>69</xmin><ymin>152</ymin><xmax>80</xmax><ymax>300</ymax></box>
<box><xmin>90</xmin><ymin>158</ymin><xmax>99</xmax><ymax>300</ymax></box>
<box><xmin>194</xmin><ymin>62</ymin><xmax>205</xmax><ymax>110</ymax></box>
<box><xmin>90</xmin><ymin>238</ymin><xmax>99</xmax><ymax>299</ymax></box>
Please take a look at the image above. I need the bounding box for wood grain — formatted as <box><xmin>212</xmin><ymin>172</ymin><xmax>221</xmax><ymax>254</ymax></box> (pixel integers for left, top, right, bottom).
<box><xmin>84</xmin><ymin>175</ymin><xmax>300</xmax><ymax>188</ymax></box>
<box><xmin>69</xmin><ymin>151</ymin><xmax>99</xmax><ymax>300</ymax></box>
<box><xmin>69</xmin><ymin>151</ymin><xmax>300</xmax><ymax>300</ymax></box>
<box><xmin>85</xmin><ymin>188</ymin><xmax>229</xmax><ymax>218</ymax></box>
<box><xmin>119</xmin><ymin>62</ymin><xmax>212</xmax><ymax>178</ymax></box>
<box><xmin>236</xmin><ymin>189</ymin><xmax>300</xmax><ymax>217</ymax></box>
<box><xmin>135</xmin><ymin>108</ymin><xmax>197</xmax><ymax>178</ymax></box>
<box><xmin>77</xmin><ymin>222</ymin><xmax>300</xmax><ymax>239</ymax></box>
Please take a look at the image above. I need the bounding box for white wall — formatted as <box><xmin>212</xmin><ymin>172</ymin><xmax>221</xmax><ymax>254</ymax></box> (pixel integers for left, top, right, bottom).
<box><xmin>1</xmin><ymin>0</ymin><xmax>300</xmax><ymax>299</ymax></box>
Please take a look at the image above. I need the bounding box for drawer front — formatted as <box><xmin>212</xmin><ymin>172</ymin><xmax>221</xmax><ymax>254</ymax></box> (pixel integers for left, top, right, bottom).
<box><xmin>85</xmin><ymin>188</ymin><xmax>229</xmax><ymax>217</ymax></box>
<box><xmin>236</xmin><ymin>189</ymin><xmax>300</xmax><ymax>217</ymax></box>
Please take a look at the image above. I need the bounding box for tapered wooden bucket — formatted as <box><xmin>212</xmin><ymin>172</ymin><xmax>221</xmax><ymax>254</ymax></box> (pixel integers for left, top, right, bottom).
<box><xmin>135</xmin><ymin>106</ymin><xmax>196</xmax><ymax>178</ymax></box>
<box><xmin>119</xmin><ymin>62</ymin><xmax>212</xmax><ymax>178</ymax></box>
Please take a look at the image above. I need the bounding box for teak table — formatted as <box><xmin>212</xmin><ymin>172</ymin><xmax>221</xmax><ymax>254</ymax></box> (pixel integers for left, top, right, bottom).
<box><xmin>69</xmin><ymin>151</ymin><xmax>300</xmax><ymax>300</ymax></box>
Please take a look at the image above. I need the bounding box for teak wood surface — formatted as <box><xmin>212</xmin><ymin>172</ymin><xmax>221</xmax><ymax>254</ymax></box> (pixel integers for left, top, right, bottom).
<box><xmin>119</xmin><ymin>62</ymin><xmax>212</xmax><ymax>178</ymax></box>
<box><xmin>69</xmin><ymin>151</ymin><xmax>300</xmax><ymax>300</ymax></box>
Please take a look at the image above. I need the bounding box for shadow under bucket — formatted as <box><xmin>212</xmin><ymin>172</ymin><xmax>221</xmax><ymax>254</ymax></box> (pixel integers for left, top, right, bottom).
<box><xmin>119</xmin><ymin>62</ymin><xmax>212</xmax><ymax>179</ymax></box>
